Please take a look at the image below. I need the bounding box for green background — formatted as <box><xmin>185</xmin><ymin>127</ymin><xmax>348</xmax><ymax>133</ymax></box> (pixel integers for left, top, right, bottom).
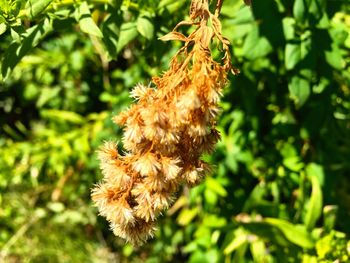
<box><xmin>0</xmin><ymin>0</ymin><xmax>349</xmax><ymax>262</ymax></box>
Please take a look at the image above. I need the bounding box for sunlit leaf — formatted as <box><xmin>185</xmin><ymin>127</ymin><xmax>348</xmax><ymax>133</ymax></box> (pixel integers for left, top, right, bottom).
<box><xmin>117</xmin><ymin>22</ymin><xmax>138</xmax><ymax>53</ymax></box>
<box><xmin>293</xmin><ymin>0</ymin><xmax>306</xmax><ymax>22</ymax></box>
<box><xmin>177</xmin><ymin>207</ymin><xmax>198</xmax><ymax>226</ymax></box>
<box><xmin>224</xmin><ymin>228</ymin><xmax>247</xmax><ymax>255</ymax></box>
<box><xmin>26</xmin><ymin>0</ymin><xmax>53</xmax><ymax>18</ymax></box>
<box><xmin>304</xmin><ymin>174</ymin><xmax>323</xmax><ymax>230</ymax></box>
<box><xmin>76</xmin><ymin>2</ymin><xmax>102</xmax><ymax>37</ymax></box>
<box><xmin>1</xmin><ymin>18</ymin><xmax>53</xmax><ymax>78</ymax></box>
<box><xmin>41</xmin><ymin>110</ymin><xmax>84</xmax><ymax>124</ymax></box>
<box><xmin>265</xmin><ymin>218</ymin><xmax>315</xmax><ymax>248</ymax></box>
<box><xmin>243</xmin><ymin>26</ymin><xmax>272</xmax><ymax>60</ymax></box>
<box><xmin>206</xmin><ymin>177</ymin><xmax>227</xmax><ymax>197</ymax></box>
<box><xmin>137</xmin><ymin>16</ymin><xmax>154</xmax><ymax>40</ymax></box>
<box><xmin>288</xmin><ymin>75</ymin><xmax>310</xmax><ymax>107</ymax></box>
<box><xmin>0</xmin><ymin>23</ymin><xmax>7</xmax><ymax>35</ymax></box>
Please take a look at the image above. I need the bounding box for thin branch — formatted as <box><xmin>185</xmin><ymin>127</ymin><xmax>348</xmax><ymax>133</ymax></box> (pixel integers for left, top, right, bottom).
<box><xmin>214</xmin><ymin>0</ymin><xmax>224</xmax><ymax>17</ymax></box>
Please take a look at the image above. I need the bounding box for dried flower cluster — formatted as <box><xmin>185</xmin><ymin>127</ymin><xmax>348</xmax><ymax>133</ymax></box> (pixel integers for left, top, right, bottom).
<box><xmin>92</xmin><ymin>0</ymin><xmax>238</xmax><ymax>246</ymax></box>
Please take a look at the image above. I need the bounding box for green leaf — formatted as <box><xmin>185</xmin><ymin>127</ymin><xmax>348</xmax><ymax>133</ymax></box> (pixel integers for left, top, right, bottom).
<box><xmin>308</xmin><ymin>0</ymin><xmax>325</xmax><ymax>23</ymax></box>
<box><xmin>36</xmin><ymin>87</ymin><xmax>60</xmax><ymax>107</ymax></box>
<box><xmin>282</xmin><ymin>17</ymin><xmax>295</xmax><ymax>40</ymax></box>
<box><xmin>225</xmin><ymin>151</ymin><xmax>238</xmax><ymax>173</ymax></box>
<box><xmin>323</xmin><ymin>205</ymin><xmax>338</xmax><ymax>232</ymax></box>
<box><xmin>0</xmin><ymin>23</ymin><xmax>6</xmax><ymax>35</ymax></box>
<box><xmin>10</xmin><ymin>25</ymin><xmax>25</xmax><ymax>41</ymax></box>
<box><xmin>317</xmin><ymin>13</ymin><xmax>330</xmax><ymax>28</ymax></box>
<box><xmin>283</xmin><ymin>156</ymin><xmax>304</xmax><ymax>172</ymax></box>
<box><xmin>47</xmin><ymin>202</ymin><xmax>65</xmax><ymax>213</ymax></box>
<box><xmin>0</xmin><ymin>0</ymin><xmax>9</xmax><ymax>14</ymax></box>
<box><xmin>304</xmin><ymin>173</ymin><xmax>323</xmax><ymax>230</ymax></box>
<box><xmin>206</xmin><ymin>177</ymin><xmax>227</xmax><ymax>197</ymax></box>
<box><xmin>226</xmin><ymin>5</ymin><xmax>253</xmax><ymax>23</ymax></box>
<box><xmin>285</xmin><ymin>30</ymin><xmax>312</xmax><ymax>70</ymax></box>
<box><xmin>188</xmin><ymin>250</ymin><xmax>209</xmax><ymax>263</ymax></box>
<box><xmin>313</xmin><ymin>76</ymin><xmax>329</xmax><ymax>94</ymax></box>
<box><xmin>41</xmin><ymin>110</ymin><xmax>84</xmax><ymax>124</ymax></box>
<box><xmin>193</xmin><ymin>226</ymin><xmax>212</xmax><ymax>248</ymax></box>
<box><xmin>9</xmin><ymin>0</ymin><xmax>23</xmax><ymax>17</ymax></box>
<box><xmin>264</xmin><ymin>218</ymin><xmax>315</xmax><ymax>248</ymax></box>
<box><xmin>1</xmin><ymin>18</ymin><xmax>53</xmax><ymax>79</ymax></box>
<box><xmin>242</xmin><ymin>26</ymin><xmax>272</xmax><ymax>60</ymax></box>
<box><xmin>101</xmin><ymin>13</ymin><xmax>121</xmax><ymax>58</ymax></box>
<box><xmin>325</xmin><ymin>45</ymin><xmax>344</xmax><ymax>69</ymax></box>
<box><xmin>243</xmin><ymin>183</ymin><xmax>267</xmax><ymax>211</ymax></box>
<box><xmin>204</xmin><ymin>188</ymin><xmax>218</xmax><ymax>205</ymax></box>
<box><xmin>137</xmin><ymin>16</ymin><xmax>154</xmax><ymax>40</ymax></box>
<box><xmin>302</xmin><ymin>254</ymin><xmax>318</xmax><ymax>263</ymax></box>
<box><xmin>158</xmin><ymin>0</ymin><xmax>176</xmax><ymax>8</ymax></box>
<box><xmin>117</xmin><ymin>22</ymin><xmax>138</xmax><ymax>53</ymax></box>
<box><xmin>76</xmin><ymin>2</ymin><xmax>102</xmax><ymax>38</ymax></box>
<box><xmin>183</xmin><ymin>241</ymin><xmax>198</xmax><ymax>253</ymax></box>
<box><xmin>250</xmin><ymin>239</ymin><xmax>269</xmax><ymax>263</ymax></box>
<box><xmin>288</xmin><ymin>75</ymin><xmax>310</xmax><ymax>107</ymax></box>
<box><xmin>305</xmin><ymin>163</ymin><xmax>324</xmax><ymax>185</ymax></box>
<box><xmin>293</xmin><ymin>0</ymin><xmax>306</xmax><ymax>22</ymax></box>
<box><xmin>202</xmin><ymin>215</ymin><xmax>227</xmax><ymax>228</ymax></box>
<box><xmin>177</xmin><ymin>207</ymin><xmax>198</xmax><ymax>226</ymax></box>
<box><xmin>158</xmin><ymin>0</ymin><xmax>187</xmax><ymax>14</ymax></box>
<box><xmin>316</xmin><ymin>234</ymin><xmax>333</xmax><ymax>258</ymax></box>
<box><xmin>285</xmin><ymin>43</ymin><xmax>302</xmax><ymax>70</ymax></box>
<box><xmin>26</xmin><ymin>0</ymin><xmax>53</xmax><ymax>18</ymax></box>
<box><xmin>224</xmin><ymin>228</ymin><xmax>247</xmax><ymax>255</ymax></box>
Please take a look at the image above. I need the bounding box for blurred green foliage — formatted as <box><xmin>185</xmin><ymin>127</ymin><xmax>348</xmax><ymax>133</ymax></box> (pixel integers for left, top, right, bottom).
<box><xmin>1</xmin><ymin>0</ymin><xmax>350</xmax><ymax>262</ymax></box>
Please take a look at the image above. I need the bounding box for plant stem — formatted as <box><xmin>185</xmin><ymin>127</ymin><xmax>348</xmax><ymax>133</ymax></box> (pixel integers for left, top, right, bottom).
<box><xmin>215</xmin><ymin>0</ymin><xmax>223</xmax><ymax>17</ymax></box>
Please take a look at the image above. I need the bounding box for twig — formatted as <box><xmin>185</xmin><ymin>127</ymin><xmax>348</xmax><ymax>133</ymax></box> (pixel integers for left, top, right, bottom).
<box><xmin>215</xmin><ymin>0</ymin><xmax>224</xmax><ymax>17</ymax></box>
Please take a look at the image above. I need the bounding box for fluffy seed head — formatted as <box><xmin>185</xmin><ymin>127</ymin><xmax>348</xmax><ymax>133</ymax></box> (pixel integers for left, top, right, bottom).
<box><xmin>92</xmin><ymin>0</ymin><xmax>238</xmax><ymax>246</ymax></box>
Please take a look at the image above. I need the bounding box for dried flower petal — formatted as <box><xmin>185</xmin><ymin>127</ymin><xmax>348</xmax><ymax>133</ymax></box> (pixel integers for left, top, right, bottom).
<box><xmin>97</xmin><ymin>141</ymin><xmax>119</xmax><ymax>162</ymax></box>
<box><xmin>132</xmin><ymin>153</ymin><xmax>161</xmax><ymax>177</ymax></box>
<box><xmin>161</xmin><ymin>157</ymin><xmax>182</xmax><ymax>180</ymax></box>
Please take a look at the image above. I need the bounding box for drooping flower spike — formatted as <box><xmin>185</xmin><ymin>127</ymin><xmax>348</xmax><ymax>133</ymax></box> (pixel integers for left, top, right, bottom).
<box><xmin>92</xmin><ymin>0</ymin><xmax>238</xmax><ymax>246</ymax></box>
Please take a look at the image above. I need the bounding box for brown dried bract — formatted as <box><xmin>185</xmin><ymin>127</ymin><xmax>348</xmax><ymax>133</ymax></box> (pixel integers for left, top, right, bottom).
<box><xmin>91</xmin><ymin>0</ymin><xmax>238</xmax><ymax>246</ymax></box>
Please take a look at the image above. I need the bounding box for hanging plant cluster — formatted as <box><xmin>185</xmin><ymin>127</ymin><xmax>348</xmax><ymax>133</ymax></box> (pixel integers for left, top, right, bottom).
<box><xmin>92</xmin><ymin>0</ymin><xmax>238</xmax><ymax>246</ymax></box>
